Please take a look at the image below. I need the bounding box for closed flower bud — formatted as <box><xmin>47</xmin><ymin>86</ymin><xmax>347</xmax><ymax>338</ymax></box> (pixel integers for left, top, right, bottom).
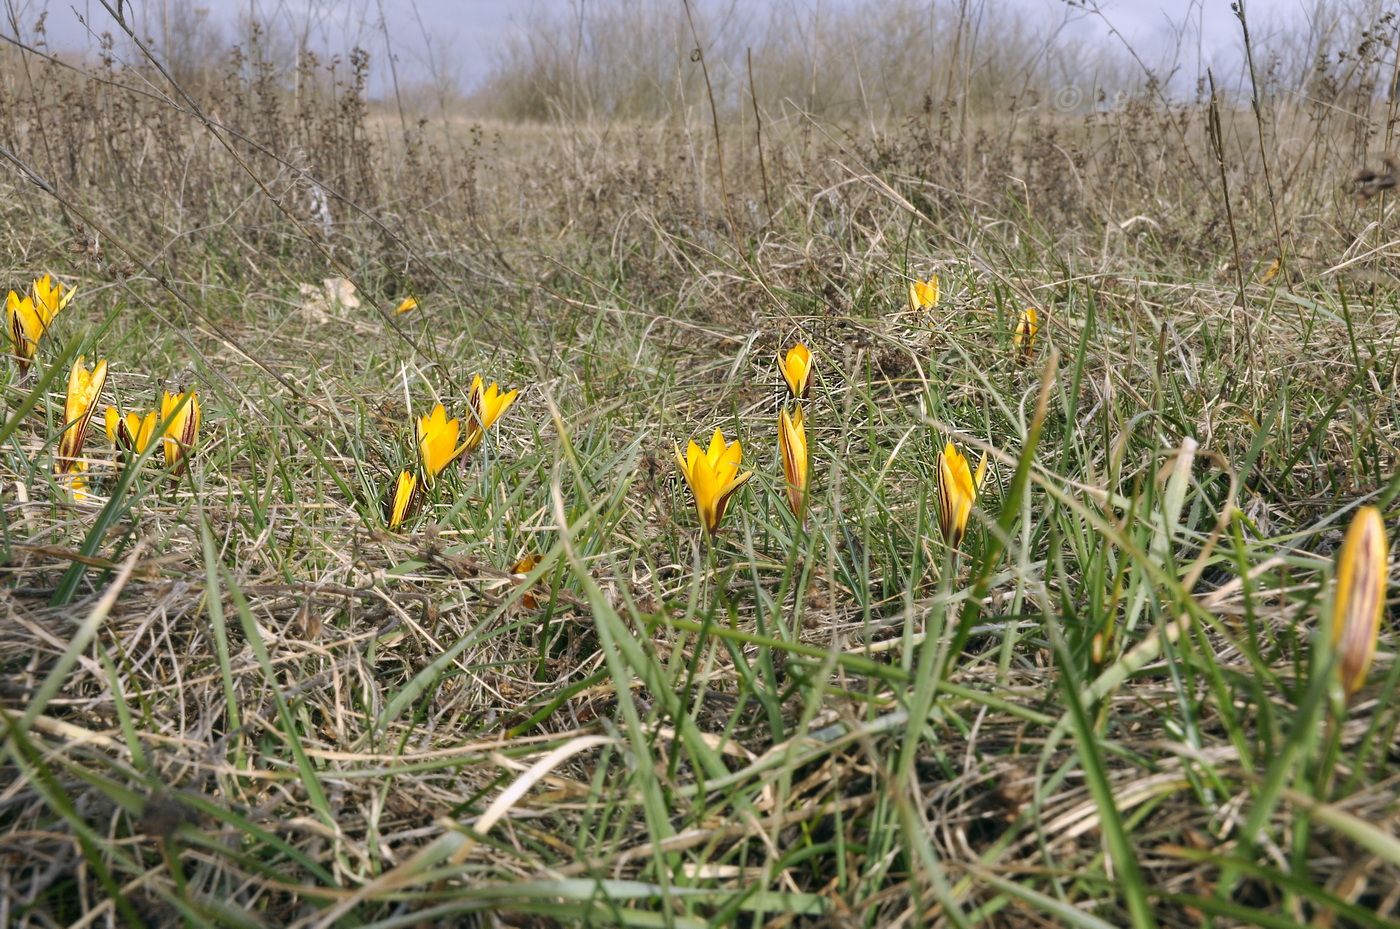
<box><xmin>1331</xmin><ymin>506</ymin><xmax>1388</xmax><ymax>700</ymax></box>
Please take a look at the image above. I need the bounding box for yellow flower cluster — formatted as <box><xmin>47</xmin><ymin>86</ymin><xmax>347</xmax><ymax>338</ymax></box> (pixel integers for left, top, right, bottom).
<box><xmin>2</xmin><ymin>274</ymin><xmax>207</xmax><ymax>501</ymax></box>
<box><xmin>669</xmin><ymin>272</ymin><xmax>1031</xmax><ymax>552</ymax></box>
<box><xmin>907</xmin><ymin>272</ymin><xmax>1042</xmax><ymax>363</ymax></box>
<box><xmin>906</xmin><ymin>276</ymin><xmax>1041</xmax><ymax>547</ymax></box>
<box><xmin>674</xmin><ymin>343</ymin><xmax>812</xmax><ymax>537</ymax></box>
<box><xmin>386</xmin><ymin>375</ymin><xmax>519</xmax><ymax>530</ymax></box>
<box><xmin>671</xmin><ymin>332</ymin><xmax>999</xmax><ymax>551</ymax></box>
<box><xmin>778</xmin><ymin>345</ymin><xmax>811</xmax><ymax>521</ymax></box>
<box><xmin>103</xmin><ymin>390</ymin><xmax>202</xmax><ymax>471</ymax></box>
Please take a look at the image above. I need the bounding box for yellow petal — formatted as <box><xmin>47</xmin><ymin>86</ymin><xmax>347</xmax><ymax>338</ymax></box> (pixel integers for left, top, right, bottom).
<box><xmin>387</xmin><ymin>470</ymin><xmax>421</xmax><ymax>529</ymax></box>
<box><xmin>684</xmin><ymin>439</ymin><xmax>704</xmax><ymax>478</ymax></box>
<box><xmin>674</xmin><ymin>442</ymin><xmax>691</xmax><ymax>483</ymax></box>
<box><xmin>136</xmin><ymin>411</ymin><xmax>158</xmax><ymax>453</ymax></box>
<box><xmin>717</xmin><ymin>436</ymin><xmax>742</xmax><ymax>478</ymax></box>
<box><xmin>705</xmin><ymin>428</ymin><xmax>728</xmax><ymax>465</ymax></box>
<box><xmin>462</xmin><ymin>379</ymin><xmax>517</xmax><ymax>455</ymax></box>
<box><xmin>710</xmin><ymin>469</ymin><xmax>753</xmax><ymax>534</ymax></box>
<box><xmin>104</xmin><ymin>406</ymin><xmax>120</xmax><ymax>444</ymax></box>
<box><xmin>481</xmin><ymin>384</ymin><xmax>518</xmax><ymax>430</ymax></box>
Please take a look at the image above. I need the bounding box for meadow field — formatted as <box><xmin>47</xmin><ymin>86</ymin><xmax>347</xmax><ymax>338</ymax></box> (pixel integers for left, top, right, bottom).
<box><xmin>2</xmin><ymin>1</ymin><xmax>1399</xmax><ymax>926</ymax></box>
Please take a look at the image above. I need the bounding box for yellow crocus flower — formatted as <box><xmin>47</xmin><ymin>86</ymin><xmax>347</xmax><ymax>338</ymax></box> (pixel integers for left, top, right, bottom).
<box><xmin>1014</xmin><ymin>307</ymin><xmax>1040</xmax><ymax>362</ymax></box>
<box><xmin>57</xmin><ymin>356</ymin><xmax>107</xmax><ymax>473</ymax></box>
<box><xmin>1331</xmin><ymin>506</ymin><xmax>1388</xmax><ymax>700</ymax></box>
<box><xmin>32</xmin><ymin>274</ymin><xmax>76</xmax><ymax>323</ymax></box>
<box><xmin>160</xmin><ymin>390</ymin><xmax>201</xmax><ymax>474</ymax></box>
<box><xmin>463</xmin><ymin>375</ymin><xmax>519</xmax><ymax>455</ymax></box>
<box><xmin>386</xmin><ymin>470</ymin><xmax>423</xmax><ymax>529</ymax></box>
<box><xmin>106</xmin><ymin>407</ymin><xmax>160</xmax><ymax>455</ymax></box>
<box><xmin>778</xmin><ymin>405</ymin><xmax>808</xmax><ymax>518</ymax></box>
<box><xmin>6</xmin><ymin>275</ymin><xmax>75</xmax><ymax>372</ymax></box>
<box><xmin>675</xmin><ymin>428</ymin><xmax>753</xmax><ymax>536</ymax></box>
<box><xmin>908</xmin><ymin>275</ymin><xmax>939</xmax><ymax>312</ymax></box>
<box><xmin>937</xmin><ymin>441</ymin><xmax>988</xmax><ymax>549</ymax></box>
<box><xmin>781</xmin><ymin>343</ymin><xmax>813</xmax><ymax>401</ymax></box>
<box><xmin>395</xmin><ymin>296</ymin><xmax>419</xmax><ymax>314</ymax></box>
<box><xmin>416</xmin><ymin>403</ymin><xmax>462</xmax><ymax>481</ymax></box>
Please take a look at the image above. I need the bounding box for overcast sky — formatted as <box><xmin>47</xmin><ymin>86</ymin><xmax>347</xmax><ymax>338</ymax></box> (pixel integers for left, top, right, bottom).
<box><xmin>17</xmin><ymin>0</ymin><xmax>1316</xmax><ymax>95</ymax></box>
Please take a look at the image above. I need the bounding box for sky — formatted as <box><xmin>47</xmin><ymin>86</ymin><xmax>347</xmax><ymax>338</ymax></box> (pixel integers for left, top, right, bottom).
<box><xmin>14</xmin><ymin>0</ymin><xmax>1316</xmax><ymax>96</ymax></box>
